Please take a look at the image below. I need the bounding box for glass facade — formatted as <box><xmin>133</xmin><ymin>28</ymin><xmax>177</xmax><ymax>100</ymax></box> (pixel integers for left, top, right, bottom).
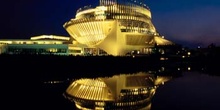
<box><xmin>64</xmin><ymin>0</ymin><xmax>172</xmax><ymax>56</ymax></box>
<box><xmin>63</xmin><ymin>72</ymin><xmax>168</xmax><ymax>110</ymax></box>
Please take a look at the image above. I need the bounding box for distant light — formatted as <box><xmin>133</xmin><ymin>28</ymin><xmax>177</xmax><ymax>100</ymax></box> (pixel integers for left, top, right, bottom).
<box><xmin>161</xmin><ymin>67</ymin><xmax>165</xmax><ymax>71</ymax></box>
<box><xmin>160</xmin><ymin>57</ymin><xmax>168</xmax><ymax>60</ymax></box>
<box><xmin>182</xmin><ymin>55</ymin><xmax>185</xmax><ymax>58</ymax></box>
<box><xmin>187</xmin><ymin>52</ymin><xmax>191</xmax><ymax>56</ymax></box>
<box><xmin>188</xmin><ymin>67</ymin><xmax>191</xmax><ymax>71</ymax></box>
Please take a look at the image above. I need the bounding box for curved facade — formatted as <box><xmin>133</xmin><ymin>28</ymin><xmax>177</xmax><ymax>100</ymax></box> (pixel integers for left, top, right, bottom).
<box><xmin>64</xmin><ymin>0</ymin><xmax>172</xmax><ymax>56</ymax></box>
<box><xmin>64</xmin><ymin>72</ymin><xmax>171</xmax><ymax>110</ymax></box>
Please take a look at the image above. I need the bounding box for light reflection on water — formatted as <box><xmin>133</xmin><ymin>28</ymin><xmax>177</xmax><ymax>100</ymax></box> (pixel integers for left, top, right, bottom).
<box><xmin>44</xmin><ymin>66</ymin><xmax>211</xmax><ymax>110</ymax></box>
<box><xmin>63</xmin><ymin>72</ymin><xmax>172</xmax><ymax>110</ymax></box>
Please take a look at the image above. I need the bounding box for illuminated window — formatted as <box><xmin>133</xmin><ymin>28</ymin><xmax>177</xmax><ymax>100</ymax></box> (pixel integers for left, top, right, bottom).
<box><xmin>47</xmin><ymin>48</ymin><xmax>57</xmax><ymax>53</ymax></box>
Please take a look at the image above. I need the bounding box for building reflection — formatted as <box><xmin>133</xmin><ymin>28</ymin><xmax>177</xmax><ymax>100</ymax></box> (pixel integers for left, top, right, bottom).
<box><xmin>63</xmin><ymin>72</ymin><xmax>172</xmax><ymax>110</ymax></box>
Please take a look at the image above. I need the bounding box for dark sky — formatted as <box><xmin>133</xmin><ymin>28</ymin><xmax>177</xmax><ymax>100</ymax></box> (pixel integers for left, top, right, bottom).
<box><xmin>1</xmin><ymin>0</ymin><xmax>220</xmax><ymax>48</ymax></box>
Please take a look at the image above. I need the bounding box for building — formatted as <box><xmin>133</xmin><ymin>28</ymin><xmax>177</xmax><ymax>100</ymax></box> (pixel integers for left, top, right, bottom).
<box><xmin>63</xmin><ymin>72</ymin><xmax>171</xmax><ymax>110</ymax></box>
<box><xmin>0</xmin><ymin>0</ymin><xmax>174</xmax><ymax>56</ymax></box>
<box><xmin>0</xmin><ymin>35</ymin><xmax>86</xmax><ymax>56</ymax></box>
<box><xmin>64</xmin><ymin>0</ymin><xmax>173</xmax><ymax>56</ymax></box>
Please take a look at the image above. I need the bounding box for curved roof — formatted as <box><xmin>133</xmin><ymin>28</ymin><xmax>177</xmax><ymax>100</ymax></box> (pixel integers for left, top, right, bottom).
<box><xmin>154</xmin><ymin>36</ymin><xmax>174</xmax><ymax>45</ymax></box>
<box><xmin>65</xmin><ymin>72</ymin><xmax>159</xmax><ymax>101</ymax></box>
<box><xmin>66</xmin><ymin>78</ymin><xmax>115</xmax><ymax>101</ymax></box>
<box><xmin>30</xmin><ymin>35</ymin><xmax>70</xmax><ymax>41</ymax></box>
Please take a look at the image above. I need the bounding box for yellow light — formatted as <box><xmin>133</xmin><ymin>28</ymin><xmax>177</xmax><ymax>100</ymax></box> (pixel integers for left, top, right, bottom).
<box><xmin>188</xmin><ymin>67</ymin><xmax>191</xmax><ymax>71</ymax></box>
<box><xmin>30</xmin><ymin>35</ymin><xmax>70</xmax><ymax>41</ymax></box>
<box><xmin>187</xmin><ymin>52</ymin><xmax>191</xmax><ymax>56</ymax></box>
<box><xmin>96</xmin><ymin>6</ymin><xmax>107</xmax><ymax>11</ymax></box>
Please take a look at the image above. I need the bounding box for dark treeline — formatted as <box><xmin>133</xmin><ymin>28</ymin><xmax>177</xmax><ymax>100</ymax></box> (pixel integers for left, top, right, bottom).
<box><xmin>0</xmin><ymin>53</ymin><xmax>219</xmax><ymax>81</ymax></box>
<box><xmin>190</xmin><ymin>46</ymin><xmax>220</xmax><ymax>76</ymax></box>
<box><xmin>0</xmin><ymin>54</ymin><xmax>161</xmax><ymax>80</ymax></box>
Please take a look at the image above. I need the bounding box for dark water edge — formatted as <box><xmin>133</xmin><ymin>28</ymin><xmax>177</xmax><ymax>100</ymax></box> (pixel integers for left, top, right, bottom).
<box><xmin>0</xmin><ymin>54</ymin><xmax>219</xmax><ymax>110</ymax></box>
<box><xmin>0</xmin><ymin>55</ymin><xmax>158</xmax><ymax>110</ymax></box>
<box><xmin>151</xmin><ymin>71</ymin><xmax>220</xmax><ymax>110</ymax></box>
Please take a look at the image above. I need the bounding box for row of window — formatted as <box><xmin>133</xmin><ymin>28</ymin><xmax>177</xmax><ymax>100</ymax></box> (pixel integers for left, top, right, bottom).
<box><xmin>7</xmin><ymin>48</ymin><xmax>67</xmax><ymax>54</ymax></box>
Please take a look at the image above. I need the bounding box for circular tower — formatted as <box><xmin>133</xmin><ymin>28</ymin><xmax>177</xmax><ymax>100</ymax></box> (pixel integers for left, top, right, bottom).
<box><xmin>64</xmin><ymin>0</ymin><xmax>160</xmax><ymax>56</ymax></box>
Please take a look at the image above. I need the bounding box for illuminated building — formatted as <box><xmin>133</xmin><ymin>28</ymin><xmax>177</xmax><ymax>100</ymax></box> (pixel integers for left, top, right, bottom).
<box><xmin>64</xmin><ymin>0</ymin><xmax>173</xmax><ymax>56</ymax></box>
<box><xmin>0</xmin><ymin>35</ymin><xmax>86</xmax><ymax>56</ymax></box>
<box><xmin>64</xmin><ymin>72</ymin><xmax>171</xmax><ymax>110</ymax></box>
<box><xmin>0</xmin><ymin>0</ymin><xmax>174</xmax><ymax>56</ymax></box>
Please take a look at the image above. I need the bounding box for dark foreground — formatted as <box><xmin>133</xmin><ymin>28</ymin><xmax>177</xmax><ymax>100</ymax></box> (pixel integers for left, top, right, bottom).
<box><xmin>0</xmin><ymin>54</ymin><xmax>219</xmax><ymax>110</ymax></box>
<box><xmin>152</xmin><ymin>72</ymin><xmax>220</xmax><ymax>110</ymax></box>
<box><xmin>0</xmin><ymin>55</ymin><xmax>161</xmax><ymax>110</ymax></box>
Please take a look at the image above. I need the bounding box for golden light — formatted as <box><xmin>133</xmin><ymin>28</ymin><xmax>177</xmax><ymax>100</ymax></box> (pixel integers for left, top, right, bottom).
<box><xmin>188</xmin><ymin>67</ymin><xmax>191</xmax><ymax>71</ymax></box>
<box><xmin>187</xmin><ymin>52</ymin><xmax>191</xmax><ymax>56</ymax></box>
<box><xmin>64</xmin><ymin>72</ymin><xmax>168</xmax><ymax>109</ymax></box>
<box><xmin>30</xmin><ymin>35</ymin><xmax>70</xmax><ymax>41</ymax></box>
<box><xmin>64</xmin><ymin>1</ymin><xmax>173</xmax><ymax>56</ymax></box>
<box><xmin>182</xmin><ymin>55</ymin><xmax>185</xmax><ymax>58</ymax></box>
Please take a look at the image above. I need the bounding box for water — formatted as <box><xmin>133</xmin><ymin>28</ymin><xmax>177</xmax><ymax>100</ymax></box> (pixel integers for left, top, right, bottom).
<box><xmin>42</xmin><ymin>70</ymin><xmax>220</xmax><ymax>110</ymax></box>
<box><xmin>3</xmin><ymin>70</ymin><xmax>220</xmax><ymax>110</ymax></box>
<box><xmin>64</xmin><ymin>72</ymin><xmax>172</xmax><ymax>110</ymax></box>
<box><xmin>1</xmin><ymin>55</ymin><xmax>220</xmax><ymax>110</ymax></box>
<box><xmin>22</xmin><ymin>70</ymin><xmax>216</xmax><ymax>110</ymax></box>
<box><xmin>151</xmin><ymin>71</ymin><xmax>220</xmax><ymax>110</ymax></box>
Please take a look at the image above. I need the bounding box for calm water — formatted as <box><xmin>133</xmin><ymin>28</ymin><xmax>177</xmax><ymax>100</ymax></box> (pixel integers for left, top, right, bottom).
<box><xmin>151</xmin><ymin>71</ymin><xmax>220</xmax><ymax>110</ymax></box>
<box><xmin>2</xmin><ymin>65</ymin><xmax>220</xmax><ymax>110</ymax></box>
<box><xmin>1</xmin><ymin>55</ymin><xmax>220</xmax><ymax>109</ymax></box>
<box><xmin>40</xmin><ymin>70</ymin><xmax>220</xmax><ymax>110</ymax></box>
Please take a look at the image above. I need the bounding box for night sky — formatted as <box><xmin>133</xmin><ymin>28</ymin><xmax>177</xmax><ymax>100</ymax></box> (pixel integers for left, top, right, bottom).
<box><xmin>1</xmin><ymin>0</ymin><xmax>220</xmax><ymax>48</ymax></box>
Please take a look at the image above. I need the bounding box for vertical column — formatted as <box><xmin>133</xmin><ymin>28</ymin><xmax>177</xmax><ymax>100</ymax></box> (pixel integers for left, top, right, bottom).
<box><xmin>129</xmin><ymin>1</ymin><xmax>132</xmax><ymax>31</ymax></box>
<box><xmin>100</xmin><ymin>0</ymin><xmax>105</xmax><ymax>6</ymax></box>
<box><xmin>100</xmin><ymin>0</ymin><xmax>102</xmax><ymax>5</ymax></box>
<box><xmin>109</xmin><ymin>0</ymin><xmax>112</xmax><ymax>18</ymax></box>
